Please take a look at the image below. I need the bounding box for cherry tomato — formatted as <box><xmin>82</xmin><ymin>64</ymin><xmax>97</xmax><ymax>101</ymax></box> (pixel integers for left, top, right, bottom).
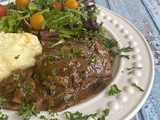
<box><xmin>30</xmin><ymin>13</ymin><xmax>44</xmax><ymax>30</ymax></box>
<box><xmin>16</xmin><ymin>0</ymin><xmax>31</xmax><ymax>6</ymax></box>
<box><xmin>64</xmin><ymin>0</ymin><xmax>79</xmax><ymax>9</ymax></box>
<box><xmin>54</xmin><ymin>1</ymin><xmax>63</xmax><ymax>11</ymax></box>
<box><xmin>0</xmin><ymin>4</ymin><xmax>7</xmax><ymax>18</ymax></box>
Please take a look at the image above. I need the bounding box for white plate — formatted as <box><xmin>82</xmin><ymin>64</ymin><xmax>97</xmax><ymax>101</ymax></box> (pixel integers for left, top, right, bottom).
<box><xmin>0</xmin><ymin>1</ymin><xmax>155</xmax><ymax>120</ymax></box>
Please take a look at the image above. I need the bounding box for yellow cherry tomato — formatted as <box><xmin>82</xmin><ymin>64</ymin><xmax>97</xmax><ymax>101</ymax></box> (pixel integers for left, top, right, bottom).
<box><xmin>16</xmin><ymin>0</ymin><xmax>31</xmax><ymax>6</ymax></box>
<box><xmin>64</xmin><ymin>0</ymin><xmax>79</xmax><ymax>9</ymax></box>
<box><xmin>30</xmin><ymin>13</ymin><xmax>44</xmax><ymax>30</ymax></box>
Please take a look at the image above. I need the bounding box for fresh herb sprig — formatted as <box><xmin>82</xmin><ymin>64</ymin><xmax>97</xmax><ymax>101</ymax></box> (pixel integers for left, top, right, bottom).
<box><xmin>102</xmin><ymin>38</ymin><xmax>133</xmax><ymax>59</ymax></box>
<box><xmin>89</xmin><ymin>58</ymin><xmax>97</xmax><ymax>66</ymax></box>
<box><xmin>119</xmin><ymin>54</ymin><xmax>130</xmax><ymax>59</ymax></box>
<box><xmin>109</xmin><ymin>84</ymin><xmax>122</xmax><ymax>96</ymax></box>
<box><xmin>98</xmin><ymin>108</ymin><xmax>110</xmax><ymax>120</ymax></box>
<box><xmin>15</xmin><ymin>55</ymin><xmax>20</xmax><ymax>59</ymax></box>
<box><xmin>0</xmin><ymin>97</ymin><xmax>6</xmax><ymax>109</ymax></box>
<box><xmin>51</xmin><ymin>68</ymin><xmax>57</xmax><ymax>77</ymax></box>
<box><xmin>13</xmin><ymin>74</ymin><xmax>20</xmax><ymax>81</ymax></box>
<box><xmin>16</xmin><ymin>103</ymin><xmax>39</xmax><ymax>120</ymax></box>
<box><xmin>0</xmin><ymin>112</ymin><xmax>8</xmax><ymax>120</ymax></box>
<box><xmin>131</xmin><ymin>83</ymin><xmax>144</xmax><ymax>92</ymax></box>
<box><xmin>119</xmin><ymin>46</ymin><xmax>133</xmax><ymax>52</ymax></box>
<box><xmin>103</xmin><ymin>39</ymin><xmax>118</xmax><ymax>48</ymax></box>
<box><xmin>126</xmin><ymin>67</ymin><xmax>143</xmax><ymax>75</ymax></box>
<box><xmin>65</xmin><ymin>111</ymin><xmax>97</xmax><ymax>120</ymax></box>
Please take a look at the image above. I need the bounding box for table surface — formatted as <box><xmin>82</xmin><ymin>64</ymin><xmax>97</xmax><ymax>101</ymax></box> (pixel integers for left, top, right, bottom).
<box><xmin>0</xmin><ymin>0</ymin><xmax>160</xmax><ymax>120</ymax></box>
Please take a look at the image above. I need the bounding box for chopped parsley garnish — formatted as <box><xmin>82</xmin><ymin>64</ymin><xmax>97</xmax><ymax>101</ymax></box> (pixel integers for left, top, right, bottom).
<box><xmin>63</xmin><ymin>62</ymin><xmax>69</xmax><ymax>67</ymax></box>
<box><xmin>131</xmin><ymin>83</ymin><xmax>144</xmax><ymax>92</ymax></box>
<box><xmin>99</xmin><ymin>108</ymin><xmax>110</xmax><ymax>120</ymax></box>
<box><xmin>72</xmin><ymin>48</ymin><xmax>79</xmax><ymax>54</ymax></box>
<box><xmin>126</xmin><ymin>67</ymin><xmax>143</xmax><ymax>75</ymax></box>
<box><xmin>109</xmin><ymin>50</ymin><xmax>119</xmax><ymax>58</ymax></box>
<box><xmin>120</xmin><ymin>54</ymin><xmax>130</xmax><ymax>59</ymax></box>
<box><xmin>88</xmin><ymin>43</ymin><xmax>94</xmax><ymax>48</ymax></box>
<box><xmin>13</xmin><ymin>74</ymin><xmax>20</xmax><ymax>81</ymax></box>
<box><xmin>48</xmin><ymin>55</ymin><xmax>57</xmax><ymax>61</ymax></box>
<box><xmin>68</xmin><ymin>54</ymin><xmax>75</xmax><ymax>58</ymax></box>
<box><xmin>65</xmin><ymin>111</ymin><xmax>97</xmax><ymax>120</ymax></box>
<box><xmin>25</xmin><ymin>83</ymin><xmax>31</xmax><ymax>94</ymax></box>
<box><xmin>61</xmin><ymin>49</ymin><xmax>66</xmax><ymax>59</ymax></box>
<box><xmin>73</xmin><ymin>38</ymin><xmax>79</xmax><ymax>42</ymax></box>
<box><xmin>119</xmin><ymin>46</ymin><xmax>133</xmax><ymax>52</ymax></box>
<box><xmin>48</xmin><ymin>39</ymin><xmax>66</xmax><ymax>48</ymax></box>
<box><xmin>62</xmin><ymin>97</ymin><xmax>69</xmax><ymax>104</ymax></box>
<box><xmin>103</xmin><ymin>108</ymin><xmax>110</xmax><ymax>116</ymax></box>
<box><xmin>103</xmin><ymin>39</ymin><xmax>118</xmax><ymax>48</ymax></box>
<box><xmin>109</xmin><ymin>84</ymin><xmax>122</xmax><ymax>96</ymax></box>
<box><xmin>89</xmin><ymin>58</ymin><xmax>97</xmax><ymax>66</ymax></box>
<box><xmin>16</xmin><ymin>103</ymin><xmax>39</xmax><ymax>120</ymax></box>
<box><xmin>0</xmin><ymin>97</ymin><xmax>6</xmax><ymax>109</ymax></box>
<box><xmin>48</xmin><ymin>110</ymin><xmax>58</xmax><ymax>118</ymax></box>
<box><xmin>15</xmin><ymin>55</ymin><xmax>20</xmax><ymax>59</ymax></box>
<box><xmin>0</xmin><ymin>112</ymin><xmax>8</xmax><ymax>120</ymax></box>
<box><xmin>33</xmin><ymin>73</ymin><xmax>39</xmax><ymax>80</ymax></box>
<box><xmin>44</xmin><ymin>55</ymin><xmax>57</xmax><ymax>61</ymax></box>
<box><xmin>72</xmin><ymin>94</ymin><xmax>77</xmax><ymax>103</ymax></box>
<box><xmin>51</xmin><ymin>68</ymin><xmax>57</xmax><ymax>77</ymax></box>
<box><xmin>39</xmin><ymin>115</ymin><xmax>47</xmax><ymax>120</ymax></box>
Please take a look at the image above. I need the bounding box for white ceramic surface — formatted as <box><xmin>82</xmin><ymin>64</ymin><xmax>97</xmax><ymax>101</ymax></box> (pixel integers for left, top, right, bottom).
<box><xmin>0</xmin><ymin>1</ymin><xmax>155</xmax><ymax>120</ymax></box>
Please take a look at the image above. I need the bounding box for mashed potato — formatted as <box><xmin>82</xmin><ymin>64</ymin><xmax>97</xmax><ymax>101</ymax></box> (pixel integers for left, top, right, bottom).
<box><xmin>0</xmin><ymin>33</ymin><xmax>42</xmax><ymax>82</ymax></box>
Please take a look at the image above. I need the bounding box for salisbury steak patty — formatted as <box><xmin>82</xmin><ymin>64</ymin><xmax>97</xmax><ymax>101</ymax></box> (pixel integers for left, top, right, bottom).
<box><xmin>0</xmin><ymin>36</ymin><xmax>113</xmax><ymax>111</ymax></box>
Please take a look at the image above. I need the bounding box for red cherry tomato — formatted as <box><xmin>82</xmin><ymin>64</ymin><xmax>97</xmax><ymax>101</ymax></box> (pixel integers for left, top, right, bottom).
<box><xmin>54</xmin><ymin>1</ymin><xmax>63</xmax><ymax>11</ymax></box>
<box><xmin>0</xmin><ymin>4</ymin><xmax>7</xmax><ymax>18</ymax></box>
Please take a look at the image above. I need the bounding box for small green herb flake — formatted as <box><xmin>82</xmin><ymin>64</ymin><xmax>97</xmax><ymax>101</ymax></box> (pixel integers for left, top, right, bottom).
<box><xmin>52</xmin><ymin>69</ymin><xmax>57</xmax><ymax>77</ymax></box>
<box><xmin>72</xmin><ymin>94</ymin><xmax>77</xmax><ymax>103</ymax></box>
<box><xmin>109</xmin><ymin>50</ymin><xmax>119</xmax><ymax>58</ymax></box>
<box><xmin>13</xmin><ymin>74</ymin><xmax>20</xmax><ymax>81</ymax></box>
<box><xmin>48</xmin><ymin>55</ymin><xmax>57</xmax><ymax>61</ymax></box>
<box><xmin>72</xmin><ymin>48</ymin><xmax>78</xmax><ymax>54</ymax></box>
<box><xmin>119</xmin><ymin>54</ymin><xmax>130</xmax><ymax>59</ymax></box>
<box><xmin>33</xmin><ymin>73</ymin><xmax>38</xmax><ymax>80</ymax></box>
<box><xmin>39</xmin><ymin>115</ymin><xmax>47</xmax><ymax>120</ymax></box>
<box><xmin>61</xmin><ymin>49</ymin><xmax>65</xmax><ymax>59</ymax></box>
<box><xmin>63</xmin><ymin>62</ymin><xmax>69</xmax><ymax>67</ymax></box>
<box><xmin>109</xmin><ymin>84</ymin><xmax>122</xmax><ymax>96</ymax></box>
<box><xmin>15</xmin><ymin>55</ymin><xmax>20</xmax><ymax>59</ymax></box>
<box><xmin>63</xmin><ymin>98</ymin><xmax>69</xmax><ymax>104</ymax></box>
<box><xmin>88</xmin><ymin>43</ymin><xmax>94</xmax><ymax>48</ymax></box>
<box><xmin>100</xmin><ymin>107</ymin><xmax>110</xmax><ymax>119</ymax></box>
<box><xmin>0</xmin><ymin>112</ymin><xmax>9</xmax><ymax>120</ymax></box>
<box><xmin>103</xmin><ymin>108</ymin><xmax>110</xmax><ymax>116</ymax></box>
<box><xmin>119</xmin><ymin>46</ymin><xmax>133</xmax><ymax>52</ymax></box>
<box><xmin>89</xmin><ymin>58</ymin><xmax>97</xmax><ymax>66</ymax></box>
<box><xmin>131</xmin><ymin>83</ymin><xmax>144</xmax><ymax>92</ymax></box>
<box><xmin>103</xmin><ymin>39</ymin><xmax>118</xmax><ymax>48</ymax></box>
<box><xmin>48</xmin><ymin>110</ymin><xmax>58</xmax><ymax>117</ymax></box>
<box><xmin>65</xmin><ymin>111</ymin><xmax>97</xmax><ymax>120</ymax></box>
<box><xmin>16</xmin><ymin>103</ymin><xmax>39</xmax><ymax>120</ymax></box>
<box><xmin>48</xmin><ymin>39</ymin><xmax>66</xmax><ymax>48</ymax></box>
<box><xmin>68</xmin><ymin>54</ymin><xmax>75</xmax><ymax>59</ymax></box>
<box><xmin>0</xmin><ymin>97</ymin><xmax>6</xmax><ymax>109</ymax></box>
<box><xmin>126</xmin><ymin>67</ymin><xmax>143</xmax><ymax>75</ymax></box>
